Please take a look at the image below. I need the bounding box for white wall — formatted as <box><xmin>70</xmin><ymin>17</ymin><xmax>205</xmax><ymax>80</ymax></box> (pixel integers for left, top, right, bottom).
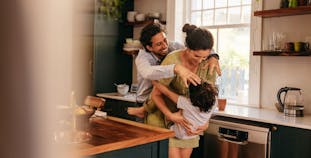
<box><xmin>133</xmin><ymin>0</ymin><xmax>167</xmax><ymax>39</ymax></box>
<box><xmin>260</xmin><ymin>1</ymin><xmax>311</xmax><ymax>114</ymax></box>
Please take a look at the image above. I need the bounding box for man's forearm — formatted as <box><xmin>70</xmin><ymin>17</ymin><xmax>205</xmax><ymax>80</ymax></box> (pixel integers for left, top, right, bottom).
<box><xmin>207</xmin><ymin>50</ymin><xmax>219</xmax><ymax>60</ymax></box>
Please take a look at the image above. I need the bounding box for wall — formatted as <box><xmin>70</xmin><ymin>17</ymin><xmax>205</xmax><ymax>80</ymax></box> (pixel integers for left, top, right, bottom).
<box><xmin>260</xmin><ymin>1</ymin><xmax>311</xmax><ymax>114</ymax></box>
<box><xmin>133</xmin><ymin>0</ymin><xmax>167</xmax><ymax>39</ymax></box>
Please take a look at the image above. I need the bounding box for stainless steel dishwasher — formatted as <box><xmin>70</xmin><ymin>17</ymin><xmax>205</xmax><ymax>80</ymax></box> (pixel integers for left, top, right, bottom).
<box><xmin>204</xmin><ymin>117</ymin><xmax>271</xmax><ymax>158</ymax></box>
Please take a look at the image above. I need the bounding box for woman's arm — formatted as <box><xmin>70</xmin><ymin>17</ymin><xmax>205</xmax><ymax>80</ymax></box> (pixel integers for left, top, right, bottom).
<box><xmin>151</xmin><ymin>85</ymin><xmax>191</xmax><ymax>129</ymax></box>
<box><xmin>151</xmin><ymin>81</ymin><xmax>178</xmax><ymax>104</ymax></box>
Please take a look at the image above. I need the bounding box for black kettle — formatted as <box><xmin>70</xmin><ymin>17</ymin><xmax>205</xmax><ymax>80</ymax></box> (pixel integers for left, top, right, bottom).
<box><xmin>277</xmin><ymin>87</ymin><xmax>301</xmax><ymax>110</ymax></box>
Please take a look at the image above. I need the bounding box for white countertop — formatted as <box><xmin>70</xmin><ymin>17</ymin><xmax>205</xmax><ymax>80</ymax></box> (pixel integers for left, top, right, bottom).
<box><xmin>96</xmin><ymin>92</ymin><xmax>137</xmax><ymax>102</ymax></box>
<box><xmin>96</xmin><ymin>93</ymin><xmax>311</xmax><ymax>130</ymax></box>
<box><xmin>215</xmin><ymin>105</ymin><xmax>311</xmax><ymax>130</ymax></box>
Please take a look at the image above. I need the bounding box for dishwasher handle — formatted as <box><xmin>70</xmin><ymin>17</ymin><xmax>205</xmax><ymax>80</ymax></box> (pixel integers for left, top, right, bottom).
<box><xmin>218</xmin><ymin>134</ymin><xmax>248</xmax><ymax>145</ymax></box>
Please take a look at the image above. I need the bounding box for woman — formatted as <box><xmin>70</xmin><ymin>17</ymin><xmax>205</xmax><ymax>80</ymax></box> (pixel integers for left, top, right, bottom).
<box><xmin>146</xmin><ymin>24</ymin><xmax>217</xmax><ymax>158</ymax></box>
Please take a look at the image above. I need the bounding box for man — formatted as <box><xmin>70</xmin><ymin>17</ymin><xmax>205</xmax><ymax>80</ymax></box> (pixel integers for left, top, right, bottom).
<box><xmin>128</xmin><ymin>23</ymin><xmax>220</xmax><ymax>118</ymax></box>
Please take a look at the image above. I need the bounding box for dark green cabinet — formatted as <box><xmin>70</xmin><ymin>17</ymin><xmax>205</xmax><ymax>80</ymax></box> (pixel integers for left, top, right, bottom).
<box><xmin>102</xmin><ymin>99</ymin><xmax>141</xmax><ymax>121</ymax></box>
<box><xmin>191</xmin><ymin>116</ymin><xmax>311</xmax><ymax>158</ymax></box>
<box><xmin>271</xmin><ymin>125</ymin><xmax>311</xmax><ymax>158</ymax></box>
<box><xmin>92</xmin><ymin>0</ymin><xmax>134</xmax><ymax>94</ymax></box>
<box><xmin>91</xmin><ymin>139</ymin><xmax>169</xmax><ymax>158</ymax></box>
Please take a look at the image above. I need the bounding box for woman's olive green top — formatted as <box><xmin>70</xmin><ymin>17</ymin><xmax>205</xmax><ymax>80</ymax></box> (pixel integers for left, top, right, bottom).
<box><xmin>144</xmin><ymin>50</ymin><xmax>216</xmax><ymax>128</ymax></box>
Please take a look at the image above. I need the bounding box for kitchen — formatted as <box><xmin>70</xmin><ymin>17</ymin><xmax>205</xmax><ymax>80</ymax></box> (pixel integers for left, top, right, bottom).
<box><xmin>1</xmin><ymin>0</ymin><xmax>311</xmax><ymax>158</ymax></box>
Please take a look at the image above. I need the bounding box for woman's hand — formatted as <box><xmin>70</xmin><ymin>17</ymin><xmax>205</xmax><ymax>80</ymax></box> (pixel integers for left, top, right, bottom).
<box><xmin>167</xmin><ymin>110</ymin><xmax>192</xmax><ymax>132</ymax></box>
<box><xmin>174</xmin><ymin>64</ymin><xmax>201</xmax><ymax>87</ymax></box>
<box><xmin>203</xmin><ymin>56</ymin><xmax>221</xmax><ymax>76</ymax></box>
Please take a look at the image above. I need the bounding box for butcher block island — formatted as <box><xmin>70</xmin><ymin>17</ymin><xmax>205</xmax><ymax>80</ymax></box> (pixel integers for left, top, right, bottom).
<box><xmin>77</xmin><ymin>116</ymin><xmax>174</xmax><ymax>158</ymax></box>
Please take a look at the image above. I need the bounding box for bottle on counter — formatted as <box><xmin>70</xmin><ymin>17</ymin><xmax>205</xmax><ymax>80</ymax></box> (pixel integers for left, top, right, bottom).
<box><xmin>280</xmin><ymin>0</ymin><xmax>289</xmax><ymax>8</ymax></box>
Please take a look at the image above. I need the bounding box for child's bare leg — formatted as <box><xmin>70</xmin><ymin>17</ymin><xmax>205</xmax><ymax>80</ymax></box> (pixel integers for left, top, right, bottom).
<box><xmin>180</xmin><ymin>148</ymin><xmax>193</xmax><ymax>158</ymax></box>
<box><xmin>169</xmin><ymin>147</ymin><xmax>181</xmax><ymax>158</ymax></box>
<box><xmin>127</xmin><ymin>106</ymin><xmax>145</xmax><ymax>118</ymax></box>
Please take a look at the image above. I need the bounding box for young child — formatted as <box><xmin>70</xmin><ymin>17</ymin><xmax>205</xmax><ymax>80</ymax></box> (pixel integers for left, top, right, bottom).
<box><xmin>152</xmin><ymin>80</ymin><xmax>218</xmax><ymax>158</ymax></box>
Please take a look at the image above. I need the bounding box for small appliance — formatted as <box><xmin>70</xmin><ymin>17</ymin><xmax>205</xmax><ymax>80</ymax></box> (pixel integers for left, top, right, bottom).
<box><xmin>277</xmin><ymin>87</ymin><xmax>304</xmax><ymax>117</ymax></box>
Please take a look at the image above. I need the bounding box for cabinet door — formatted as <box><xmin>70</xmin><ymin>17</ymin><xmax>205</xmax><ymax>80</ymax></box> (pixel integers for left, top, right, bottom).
<box><xmin>92</xmin><ymin>140</ymin><xmax>169</xmax><ymax>158</ymax></box>
<box><xmin>103</xmin><ymin>99</ymin><xmax>140</xmax><ymax>121</ymax></box>
<box><xmin>271</xmin><ymin>125</ymin><xmax>311</xmax><ymax>158</ymax></box>
<box><xmin>93</xmin><ymin>14</ymin><xmax>132</xmax><ymax>94</ymax></box>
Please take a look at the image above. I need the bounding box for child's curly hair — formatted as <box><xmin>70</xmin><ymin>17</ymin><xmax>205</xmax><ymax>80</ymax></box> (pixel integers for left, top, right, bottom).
<box><xmin>189</xmin><ymin>82</ymin><xmax>218</xmax><ymax>112</ymax></box>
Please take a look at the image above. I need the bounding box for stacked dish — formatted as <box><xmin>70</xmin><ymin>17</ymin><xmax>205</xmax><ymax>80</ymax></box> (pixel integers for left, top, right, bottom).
<box><xmin>123</xmin><ymin>38</ymin><xmax>143</xmax><ymax>55</ymax></box>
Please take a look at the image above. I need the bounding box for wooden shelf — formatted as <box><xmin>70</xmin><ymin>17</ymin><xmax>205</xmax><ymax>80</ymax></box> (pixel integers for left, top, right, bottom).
<box><xmin>254</xmin><ymin>6</ymin><xmax>311</xmax><ymax>18</ymax></box>
<box><xmin>126</xmin><ymin>19</ymin><xmax>166</xmax><ymax>27</ymax></box>
<box><xmin>123</xmin><ymin>49</ymin><xmax>139</xmax><ymax>56</ymax></box>
<box><xmin>253</xmin><ymin>50</ymin><xmax>311</xmax><ymax>56</ymax></box>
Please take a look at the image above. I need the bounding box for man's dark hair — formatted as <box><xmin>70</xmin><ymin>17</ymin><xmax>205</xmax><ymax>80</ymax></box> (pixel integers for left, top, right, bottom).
<box><xmin>139</xmin><ymin>23</ymin><xmax>166</xmax><ymax>52</ymax></box>
<box><xmin>189</xmin><ymin>82</ymin><xmax>218</xmax><ymax>112</ymax></box>
<box><xmin>182</xmin><ymin>23</ymin><xmax>214</xmax><ymax>51</ymax></box>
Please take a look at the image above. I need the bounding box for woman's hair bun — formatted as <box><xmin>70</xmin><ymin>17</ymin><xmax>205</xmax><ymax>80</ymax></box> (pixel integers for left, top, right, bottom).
<box><xmin>182</xmin><ymin>23</ymin><xmax>197</xmax><ymax>36</ymax></box>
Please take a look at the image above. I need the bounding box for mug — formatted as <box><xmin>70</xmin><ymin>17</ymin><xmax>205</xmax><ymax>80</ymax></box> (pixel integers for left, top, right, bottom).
<box><xmin>285</xmin><ymin>42</ymin><xmax>294</xmax><ymax>51</ymax></box>
<box><xmin>127</xmin><ymin>11</ymin><xmax>137</xmax><ymax>22</ymax></box>
<box><xmin>294</xmin><ymin>42</ymin><xmax>302</xmax><ymax>52</ymax></box>
<box><xmin>217</xmin><ymin>98</ymin><xmax>227</xmax><ymax>111</ymax></box>
<box><xmin>301</xmin><ymin>42</ymin><xmax>310</xmax><ymax>51</ymax></box>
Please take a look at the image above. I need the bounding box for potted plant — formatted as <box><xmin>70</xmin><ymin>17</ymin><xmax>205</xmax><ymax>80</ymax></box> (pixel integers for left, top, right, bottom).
<box><xmin>97</xmin><ymin>0</ymin><xmax>127</xmax><ymax>21</ymax></box>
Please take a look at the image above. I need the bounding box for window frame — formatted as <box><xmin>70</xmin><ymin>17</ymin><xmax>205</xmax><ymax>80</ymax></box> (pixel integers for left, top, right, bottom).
<box><xmin>167</xmin><ymin>0</ymin><xmax>262</xmax><ymax>107</ymax></box>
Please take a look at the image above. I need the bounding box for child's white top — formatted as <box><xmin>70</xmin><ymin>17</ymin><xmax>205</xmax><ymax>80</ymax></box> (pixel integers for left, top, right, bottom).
<box><xmin>170</xmin><ymin>96</ymin><xmax>216</xmax><ymax>139</ymax></box>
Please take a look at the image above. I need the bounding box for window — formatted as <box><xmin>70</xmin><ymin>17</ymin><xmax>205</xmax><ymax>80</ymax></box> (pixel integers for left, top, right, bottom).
<box><xmin>186</xmin><ymin>0</ymin><xmax>252</xmax><ymax>105</ymax></box>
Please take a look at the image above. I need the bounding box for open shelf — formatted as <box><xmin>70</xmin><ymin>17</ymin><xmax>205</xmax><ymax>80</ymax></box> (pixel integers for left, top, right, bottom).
<box><xmin>254</xmin><ymin>6</ymin><xmax>311</xmax><ymax>18</ymax></box>
<box><xmin>253</xmin><ymin>50</ymin><xmax>311</xmax><ymax>56</ymax></box>
<box><xmin>123</xmin><ymin>49</ymin><xmax>139</xmax><ymax>56</ymax></box>
<box><xmin>126</xmin><ymin>19</ymin><xmax>166</xmax><ymax>27</ymax></box>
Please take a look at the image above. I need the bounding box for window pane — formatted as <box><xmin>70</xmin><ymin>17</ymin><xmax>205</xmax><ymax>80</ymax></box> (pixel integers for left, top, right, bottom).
<box><xmin>203</xmin><ymin>0</ymin><xmax>214</xmax><ymax>9</ymax></box>
<box><xmin>209</xmin><ymin>29</ymin><xmax>218</xmax><ymax>50</ymax></box>
<box><xmin>202</xmin><ymin>10</ymin><xmax>214</xmax><ymax>26</ymax></box>
<box><xmin>241</xmin><ymin>6</ymin><xmax>251</xmax><ymax>23</ymax></box>
<box><xmin>191</xmin><ymin>0</ymin><xmax>202</xmax><ymax>10</ymax></box>
<box><xmin>215</xmin><ymin>0</ymin><xmax>227</xmax><ymax>8</ymax></box>
<box><xmin>228</xmin><ymin>7</ymin><xmax>241</xmax><ymax>24</ymax></box>
<box><xmin>191</xmin><ymin>11</ymin><xmax>202</xmax><ymax>26</ymax></box>
<box><xmin>242</xmin><ymin>0</ymin><xmax>251</xmax><ymax>5</ymax></box>
<box><xmin>215</xmin><ymin>8</ymin><xmax>227</xmax><ymax>25</ymax></box>
<box><xmin>228</xmin><ymin>0</ymin><xmax>240</xmax><ymax>6</ymax></box>
<box><xmin>217</xmin><ymin>27</ymin><xmax>250</xmax><ymax>104</ymax></box>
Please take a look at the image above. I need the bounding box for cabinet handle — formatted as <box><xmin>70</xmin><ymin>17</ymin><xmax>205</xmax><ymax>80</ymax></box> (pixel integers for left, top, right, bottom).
<box><xmin>271</xmin><ymin>126</ymin><xmax>277</xmax><ymax>131</ymax></box>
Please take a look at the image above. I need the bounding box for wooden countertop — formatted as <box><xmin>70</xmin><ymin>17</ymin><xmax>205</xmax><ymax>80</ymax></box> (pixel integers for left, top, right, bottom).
<box><xmin>76</xmin><ymin>116</ymin><xmax>174</xmax><ymax>156</ymax></box>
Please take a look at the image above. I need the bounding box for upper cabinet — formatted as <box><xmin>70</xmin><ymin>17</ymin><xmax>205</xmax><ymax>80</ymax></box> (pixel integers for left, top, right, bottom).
<box><xmin>254</xmin><ymin>6</ymin><xmax>311</xmax><ymax>18</ymax></box>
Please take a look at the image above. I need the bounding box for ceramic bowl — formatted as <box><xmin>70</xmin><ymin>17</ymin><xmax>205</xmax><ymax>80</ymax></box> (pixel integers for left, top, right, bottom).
<box><xmin>127</xmin><ymin>11</ymin><xmax>137</xmax><ymax>22</ymax></box>
<box><xmin>135</xmin><ymin>13</ymin><xmax>146</xmax><ymax>22</ymax></box>
<box><xmin>117</xmin><ymin>84</ymin><xmax>129</xmax><ymax>95</ymax></box>
<box><xmin>148</xmin><ymin>12</ymin><xmax>161</xmax><ymax>19</ymax></box>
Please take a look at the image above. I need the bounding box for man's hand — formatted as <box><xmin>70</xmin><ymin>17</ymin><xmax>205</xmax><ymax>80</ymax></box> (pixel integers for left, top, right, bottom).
<box><xmin>167</xmin><ymin>110</ymin><xmax>192</xmax><ymax>132</ymax></box>
<box><xmin>174</xmin><ymin>64</ymin><xmax>201</xmax><ymax>88</ymax></box>
<box><xmin>203</xmin><ymin>56</ymin><xmax>221</xmax><ymax>76</ymax></box>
